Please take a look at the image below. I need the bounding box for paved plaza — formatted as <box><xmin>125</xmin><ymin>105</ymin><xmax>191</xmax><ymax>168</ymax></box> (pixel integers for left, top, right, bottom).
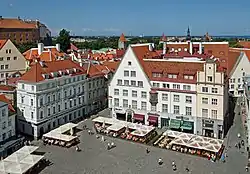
<box><xmin>36</xmin><ymin>104</ymin><xmax>248</xmax><ymax>174</ymax></box>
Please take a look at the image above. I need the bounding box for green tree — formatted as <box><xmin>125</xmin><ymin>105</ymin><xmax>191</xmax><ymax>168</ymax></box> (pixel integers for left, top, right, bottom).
<box><xmin>56</xmin><ymin>29</ymin><xmax>71</xmax><ymax>52</ymax></box>
<box><xmin>14</xmin><ymin>42</ymin><xmax>37</xmax><ymax>53</ymax></box>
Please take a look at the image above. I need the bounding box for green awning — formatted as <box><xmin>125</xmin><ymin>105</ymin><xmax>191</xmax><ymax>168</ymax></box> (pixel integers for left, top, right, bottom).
<box><xmin>180</xmin><ymin>121</ymin><xmax>193</xmax><ymax>130</ymax></box>
<box><xmin>169</xmin><ymin>119</ymin><xmax>181</xmax><ymax>129</ymax></box>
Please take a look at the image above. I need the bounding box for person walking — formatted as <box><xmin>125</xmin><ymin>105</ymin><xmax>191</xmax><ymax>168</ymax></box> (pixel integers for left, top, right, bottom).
<box><xmin>158</xmin><ymin>158</ymin><xmax>163</xmax><ymax>165</ymax></box>
<box><xmin>146</xmin><ymin>148</ymin><xmax>150</xmax><ymax>154</ymax></box>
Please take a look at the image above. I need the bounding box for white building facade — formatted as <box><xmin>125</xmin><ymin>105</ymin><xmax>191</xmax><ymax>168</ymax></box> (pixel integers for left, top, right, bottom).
<box><xmin>109</xmin><ymin>44</ymin><xmax>228</xmax><ymax>139</ymax></box>
<box><xmin>229</xmin><ymin>50</ymin><xmax>250</xmax><ymax>97</ymax></box>
<box><xmin>17</xmin><ymin>60</ymin><xmax>87</xmax><ymax>138</ymax></box>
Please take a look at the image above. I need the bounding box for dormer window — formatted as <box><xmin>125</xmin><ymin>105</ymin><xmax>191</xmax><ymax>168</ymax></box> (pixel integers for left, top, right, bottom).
<box><xmin>152</xmin><ymin>72</ymin><xmax>163</xmax><ymax>78</ymax></box>
<box><xmin>50</xmin><ymin>72</ymin><xmax>58</xmax><ymax>77</ymax></box>
<box><xmin>184</xmin><ymin>75</ymin><xmax>194</xmax><ymax>80</ymax></box>
<box><xmin>66</xmin><ymin>69</ymin><xmax>74</xmax><ymax>74</ymax></box>
<box><xmin>168</xmin><ymin>74</ymin><xmax>177</xmax><ymax>79</ymax></box>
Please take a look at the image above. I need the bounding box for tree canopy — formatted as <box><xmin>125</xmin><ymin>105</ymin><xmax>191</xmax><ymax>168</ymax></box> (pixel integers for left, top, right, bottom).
<box><xmin>14</xmin><ymin>42</ymin><xmax>37</xmax><ymax>53</ymax></box>
<box><xmin>56</xmin><ymin>29</ymin><xmax>71</xmax><ymax>52</ymax></box>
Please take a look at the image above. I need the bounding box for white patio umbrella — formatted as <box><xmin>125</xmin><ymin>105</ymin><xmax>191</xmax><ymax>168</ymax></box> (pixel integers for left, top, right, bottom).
<box><xmin>20</xmin><ymin>154</ymin><xmax>44</xmax><ymax>165</ymax></box>
<box><xmin>4</xmin><ymin>152</ymin><xmax>27</xmax><ymax>163</ymax></box>
<box><xmin>16</xmin><ymin>146</ymin><xmax>39</xmax><ymax>155</ymax></box>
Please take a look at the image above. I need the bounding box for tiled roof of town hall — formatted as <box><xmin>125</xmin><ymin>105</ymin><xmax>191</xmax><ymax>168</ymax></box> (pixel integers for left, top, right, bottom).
<box><xmin>143</xmin><ymin>61</ymin><xmax>204</xmax><ymax>83</ymax></box>
<box><xmin>119</xmin><ymin>33</ymin><xmax>127</xmax><ymax>42</ymax></box>
<box><xmin>20</xmin><ymin>59</ymin><xmax>87</xmax><ymax>83</ymax></box>
<box><xmin>131</xmin><ymin>44</ymin><xmax>206</xmax><ymax>83</ymax></box>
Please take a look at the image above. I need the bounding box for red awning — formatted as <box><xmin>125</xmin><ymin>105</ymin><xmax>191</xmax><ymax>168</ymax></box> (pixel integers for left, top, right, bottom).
<box><xmin>148</xmin><ymin>116</ymin><xmax>158</xmax><ymax>123</ymax></box>
<box><xmin>133</xmin><ymin>114</ymin><xmax>145</xmax><ymax>121</ymax></box>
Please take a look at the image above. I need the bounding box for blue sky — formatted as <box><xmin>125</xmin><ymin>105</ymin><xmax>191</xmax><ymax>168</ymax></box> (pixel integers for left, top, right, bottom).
<box><xmin>1</xmin><ymin>0</ymin><xmax>250</xmax><ymax>36</ymax></box>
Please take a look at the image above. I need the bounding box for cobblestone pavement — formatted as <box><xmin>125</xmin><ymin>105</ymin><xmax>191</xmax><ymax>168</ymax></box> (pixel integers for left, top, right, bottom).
<box><xmin>37</xmin><ymin>106</ymin><xmax>248</xmax><ymax>174</ymax></box>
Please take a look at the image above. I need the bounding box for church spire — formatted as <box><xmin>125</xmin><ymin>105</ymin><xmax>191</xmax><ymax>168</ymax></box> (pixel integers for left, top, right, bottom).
<box><xmin>186</xmin><ymin>26</ymin><xmax>191</xmax><ymax>41</ymax></box>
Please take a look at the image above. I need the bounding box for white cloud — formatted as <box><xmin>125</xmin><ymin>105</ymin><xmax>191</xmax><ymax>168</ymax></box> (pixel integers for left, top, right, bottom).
<box><xmin>103</xmin><ymin>28</ymin><xmax>120</xmax><ymax>32</ymax></box>
<box><xmin>82</xmin><ymin>28</ymin><xmax>97</xmax><ymax>32</ymax></box>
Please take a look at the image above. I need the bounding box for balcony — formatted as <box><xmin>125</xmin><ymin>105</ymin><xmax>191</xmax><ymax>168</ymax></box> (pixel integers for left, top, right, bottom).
<box><xmin>149</xmin><ymin>90</ymin><xmax>158</xmax><ymax>105</ymax></box>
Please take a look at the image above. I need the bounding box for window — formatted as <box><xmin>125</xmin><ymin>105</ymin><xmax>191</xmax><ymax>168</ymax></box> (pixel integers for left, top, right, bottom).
<box><xmin>131</xmin><ymin>80</ymin><xmax>136</xmax><ymax>86</ymax></box>
<box><xmin>8</xmin><ymin>49</ymin><xmax>11</xmax><ymax>53</ymax></box>
<box><xmin>30</xmin><ymin>99</ymin><xmax>33</xmax><ymax>106</ymax></box>
<box><xmin>5</xmin><ymin>65</ymin><xmax>9</xmax><ymax>69</ymax></box>
<box><xmin>173</xmin><ymin>95</ymin><xmax>179</xmax><ymax>102</ymax></box>
<box><xmin>141</xmin><ymin>102</ymin><xmax>147</xmax><ymax>110</ymax></box>
<box><xmin>48</xmin><ymin>108</ymin><xmax>51</xmax><ymax>116</ymax></box>
<box><xmin>207</xmin><ymin>76</ymin><xmax>213</xmax><ymax>82</ymax></box>
<box><xmin>185</xmin><ymin>96</ymin><xmax>192</xmax><ymax>103</ymax></box>
<box><xmin>173</xmin><ymin>105</ymin><xmax>180</xmax><ymax>114</ymax></box>
<box><xmin>173</xmin><ymin>84</ymin><xmax>180</xmax><ymax>89</ymax></box>
<box><xmin>47</xmin><ymin>96</ymin><xmax>50</xmax><ymax>103</ymax></box>
<box><xmin>202</xmin><ymin>98</ymin><xmax>208</xmax><ymax>104</ymax></box>
<box><xmin>2</xmin><ymin>133</ymin><xmax>6</xmax><ymax>140</ymax></box>
<box><xmin>151</xmin><ymin>105</ymin><xmax>156</xmax><ymax>111</ymax></box>
<box><xmin>131</xmin><ymin>71</ymin><xmax>136</xmax><ymax>77</ymax></box>
<box><xmin>202</xmin><ymin>87</ymin><xmax>208</xmax><ymax>92</ymax></box>
<box><xmin>138</xmin><ymin>81</ymin><xmax>143</xmax><ymax>87</ymax></box>
<box><xmin>5</xmin><ymin>73</ymin><xmax>8</xmax><ymax>78</ymax></box>
<box><xmin>31</xmin><ymin>112</ymin><xmax>34</xmax><ymax>119</ymax></box>
<box><xmin>153</xmin><ymin>83</ymin><xmax>160</xmax><ymax>88</ymax></box>
<box><xmin>186</xmin><ymin>107</ymin><xmax>192</xmax><ymax>116</ymax></box>
<box><xmin>123</xmin><ymin>99</ymin><xmax>128</xmax><ymax>108</ymax></box>
<box><xmin>132</xmin><ymin>90</ymin><xmax>137</xmax><ymax>97</ymax></box>
<box><xmin>31</xmin><ymin>86</ymin><xmax>34</xmax><ymax>91</ymax></box>
<box><xmin>7</xmin><ymin>57</ymin><xmax>10</xmax><ymax>61</ymax></box>
<box><xmin>212</xmin><ymin>98</ymin><xmax>218</xmax><ymax>105</ymax></box>
<box><xmin>58</xmin><ymin>105</ymin><xmax>61</xmax><ymax>112</ymax></box>
<box><xmin>0</xmin><ymin>65</ymin><xmax>3</xmax><ymax>69</ymax></box>
<box><xmin>202</xmin><ymin>109</ymin><xmax>208</xmax><ymax>118</ymax></box>
<box><xmin>163</xmin><ymin>83</ymin><xmax>169</xmax><ymax>88</ymax></box>
<box><xmin>162</xmin><ymin>104</ymin><xmax>168</xmax><ymax>113</ymax></box>
<box><xmin>184</xmin><ymin>75</ymin><xmax>194</xmax><ymax>80</ymax></box>
<box><xmin>124</xmin><ymin>80</ymin><xmax>129</xmax><ymax>86</ymax></box>
<box><xmin>212</xmin><ymin>110</ymin><xmax>217</xmax><ymax>119</ymax></box>
<box><xmin>162</xmin><ymin>94</ymin><xmax>168</xmax><ymax>101</ymax></box>
<box><xmin>64</xmin><ymin>90</ymin><xmax>67</xmax><ymax>98</ymax></box>
<box><xmin>183</xmin><ymin>85</ymin><xmax>191</xmax><ymax>90</ymax></box>
<box><xmin>64</xmin><ymin>102</ymin><xmax>68</xmax><ymax>109</ymax></box>
<box><xmin>117</xmin><ymin>79</ymin><xmax>122</xmax><ymax>85</ymax></box>
<box><xmin>123</xmin><ymin>90</ymin><xmax>128</xmax><ymax>96</ymax></box>
<box><xmin>21</xmin><ymin>96</ymin><xmax>24</xmax><ymax>103</ymax></box>
<box><xmin>232</xmin><ymin>78</ymin><xmax>235</xmax><ymax>83</ymax></box>
<box><xmin>243</xmin><ymin>72</ymin><xmax>245</xmax><ymax>76</ymax></box>
<box><xmin>0</xmin><ymin>57</ymin><xmax>3</xmax><ymax>61</ymax></box>
<box><xmin>39</xmin><ymin>98</ymin><xmax>43</xmax><ymax>106</ymax></box>
<box><xmin>238</xmin><ymin>78</ymin><xmax>241</xmax><ymax>83</ymax></box>
<box><xmin>8</xmin><ymin>118</ymin><xmax>11</xmax><ymax>126</ymax></box>
<box><xmin>128</xmin><ymin>61</ymin><xmax>131</xmax><ymax>66</ymax></box>
<box><xmin>124</xmin><ymin>70</ymin><xmax>129</xmax><ymax>77</ymax></box>
<box><xmin>70</xmin><ymin>100</ymin><xmax>72</xmax><ymax>107</ymax></box>
<box><xmin>230</xmin><ymin>84</ymin><xmax>234</xmax><ymax>89</ymax></box>
<box><xmin>114</xmin><ymin>89</ymin><xmax>119</xmax><ymax>95</ymax></box>
<box><xmin>14</xmin><ymin>56</ymin><xmax>17</xmax><ymax>60</ymax></box>
<box><xmin>40</xmin><ymin>111</ymin><xmax>43</xmax><ymax>119</ymax></box>
<box><xmin>2</xmin><ymin>108</ymin><xmax>6</xmax><ymax>117</ymax></box>
<box><xmin>212</xmin><ymin>88</ymin><xmax>218</xmax><ymax>93</ymax></box>
<box><xmin>114</xmin><ymin>98</ymin><xmax>119</xmax><ymax>107</ymax></box>
<box><xmin>141</xmin><ymin>91</ymin><xmax>147</xmax><ymax>98</ymax></box>
<box><xmin>168</xmin><ymin>74</ymin><xmax>177</xmax><ymax>79</ymax></box>
<box><xmin>132</xmin><ymin>100</ymin><xmax>137</xmax><ymax>109</ymax></box>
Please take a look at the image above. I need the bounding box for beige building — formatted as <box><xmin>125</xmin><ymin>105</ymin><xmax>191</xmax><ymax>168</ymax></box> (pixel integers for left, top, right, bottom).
<box><xmin>196</xmin><ymin>59</ymin><xmax>228</xmax><ymax>139</ymax></box>
<box><xmin>0</xmin><ymin>39</ymin><xmax>26</xmax><ymax>83</ymax></box>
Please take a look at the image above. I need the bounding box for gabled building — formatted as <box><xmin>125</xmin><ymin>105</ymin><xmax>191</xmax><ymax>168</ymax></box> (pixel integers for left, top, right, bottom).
<box><xmin>0</xmin><ymin>39</ymin><xmax>26</xmax><ymax>83</ymax></box>
<box><xmin>228</xmin><ymin>48</ymin><xmax>250</xmax><ymax>97</ymax></box>
<box><xmin>16</xmin><ymin>60</ymin><xmax>87</xmax><ymax>138</ymax></box>
<box><xmin>109</xmin><ymin>43</ymin><xmax>228</xmax><ymax>139</ymax></box>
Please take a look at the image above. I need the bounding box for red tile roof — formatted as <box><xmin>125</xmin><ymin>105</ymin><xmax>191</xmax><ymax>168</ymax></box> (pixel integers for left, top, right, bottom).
<box><xmin>0</xmin><ymin>40</ymin><xmax>7</xmax><ymax>49</ymax></box>
<box><xmin>87</xmin><ymin>64</ymin><xmax>105</xmax><ymax>77</ymax></box>
<box><xmin>119</xmin><ymin>33</ymin><xmax>127</xmax><ymax>42</ymax></box>
<box><xmin>20</xmin><ymin>60</ymin><xmax>87</xmax><ymax>83</ymax></box>
<box><xmin>70</xmin><ymin>43</ymin><xmax>79</xmax><ymax>51</ymax></box>
<box><xmin>102</xmin><ymin>61</ymin><xmax>120</xmax><ymax>72</ymax></box>
<box><xmin>0</xmin><ymin>18</ymin><xmax>37</xmax><ymax>29</ymax></box>
<box><xmin>0</xmin><ymin>85</ymin><xmax>15</xmax><ymax>91</ymax></box>
<box><xmin>238</xmin><ymin>41</ymin><xmax>250</xmax><ymax>49</ymax></box>
<box><xmin>0</xmin><ymin>94</ymin><xmax>15</xmax><ymax>112</ymax></box>
<box><xmin>23</xmin><ymin>47</ymin><xmax>65</xmax><ymax>62</ymax></box>
<box><xmin>227</xmin><ymin>51</ymin><xmax>241</xmax><ymax>74</ymax></box>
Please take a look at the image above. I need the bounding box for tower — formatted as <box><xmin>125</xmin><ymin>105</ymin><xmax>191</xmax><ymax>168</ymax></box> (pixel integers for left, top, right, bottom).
<box><xmin>118</xmin><ymin>33</ymin><xmax>127</xmax><ymax>49</ymax></box>
<box><xmin>186</xmin><ymin>26</ymin><xmax>191</xmax><ymax>41</ymax></box>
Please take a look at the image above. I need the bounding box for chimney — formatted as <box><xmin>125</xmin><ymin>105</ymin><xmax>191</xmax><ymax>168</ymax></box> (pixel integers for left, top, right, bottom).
<box><xmin>149</xmin><ymin>44</ymin><xmax>153</xmax><ymax>51</ymax></box>
<box><xmin>189</xmin><ymin>41</ymin><xmax>193</xmax><ymax>55</ymax></box>
<box><xmin>199</xmin><ymin>42</ymin><xmax>202</xmax><ymax>54</ymax></box>
<box><xmin>163</xmin><ymin>42</ymin><xmax>167</xmax><ymax>54</ymax></box>
<box><xmin>37</xmin><ymin>43</ymin><xmax>44</xmax><ymax>55</ymax></box>
<box><xmin>56</xmin><ymin>43</ymin><xmax>61</xmax><ymax>52</ymax></box>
